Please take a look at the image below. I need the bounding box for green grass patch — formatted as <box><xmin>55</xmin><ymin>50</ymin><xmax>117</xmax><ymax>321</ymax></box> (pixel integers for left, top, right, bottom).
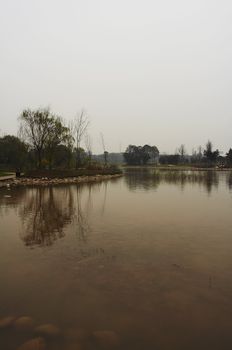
<box><xmin>0</xmin><ymin>171</ymin><xmax>13</xmax><ymax>177</ymax></box>
<box><xmin>23</xmin><ymin>166</ymin><xmax>122</xmax><ymax>179</ymax></box>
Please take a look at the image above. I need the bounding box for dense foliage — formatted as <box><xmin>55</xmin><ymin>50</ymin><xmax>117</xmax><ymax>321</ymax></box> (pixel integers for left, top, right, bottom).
<box><xmin>0</xmin><ymin>135</ymin><xmax>28</xmax><ymax>169</ymax></box>
<box><xmin>124</xmin><ymin>145</ymin><xmax>159</xmax><ymax>165</ymax></box>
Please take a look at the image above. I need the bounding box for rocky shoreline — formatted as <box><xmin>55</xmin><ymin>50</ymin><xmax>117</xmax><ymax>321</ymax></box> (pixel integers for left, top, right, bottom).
<box><xmin>0</xmin><ymin>173</ymin><xmax>123</xmax><ymax>188</ymax></box>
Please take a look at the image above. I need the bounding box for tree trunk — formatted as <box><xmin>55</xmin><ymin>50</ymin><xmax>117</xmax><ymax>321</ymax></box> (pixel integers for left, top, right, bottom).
<box><xmin>37</xmin><ymin>150</ymin><xmax>42</xmax><ymax>169</ymax></box>
<box><xmin>76</xmin><ymin>149</ymin><xmax>81</xmax><ymax>169</ymax></box>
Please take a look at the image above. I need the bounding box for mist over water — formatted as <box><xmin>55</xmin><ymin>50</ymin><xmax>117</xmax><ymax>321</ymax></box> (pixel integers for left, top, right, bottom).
<box><xmin>0</xmin><ymin>170</ymin><xmax>232</xmax><ymax>349</ymax></box>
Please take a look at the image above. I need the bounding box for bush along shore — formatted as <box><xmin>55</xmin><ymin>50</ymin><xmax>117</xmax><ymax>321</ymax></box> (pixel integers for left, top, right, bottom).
<box><xmin>0</xmin><ymin>168</ymin><xmax>123</xmax><ymax>188</ymax></box>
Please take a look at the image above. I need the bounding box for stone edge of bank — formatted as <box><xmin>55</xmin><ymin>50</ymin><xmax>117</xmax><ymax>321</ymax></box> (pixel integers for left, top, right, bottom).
<box><xmin>0</xmin><ymin>173</ymin><xmax>123</xmax><ymax>188</ymax></box>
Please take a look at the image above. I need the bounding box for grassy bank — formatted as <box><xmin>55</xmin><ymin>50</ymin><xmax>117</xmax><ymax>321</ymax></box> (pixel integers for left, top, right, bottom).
<box><xmin>0</xmin><ymin>171</ymin><xmax>13</xmax><ymax>177</ymax></box>
<box><xmin>23</xmin><ymin>166</ymin><xmax>122</xmax><ymax>179</ymax></box>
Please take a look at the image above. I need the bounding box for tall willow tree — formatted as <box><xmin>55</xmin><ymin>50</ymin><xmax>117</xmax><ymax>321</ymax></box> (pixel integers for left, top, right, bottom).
<box><xmin>45</xmin><ymin>118</ymin><xmax>71</xmax><ymax>170</ymax></box>
<box><xmin>19</xmin><ymin>108</ymin><xmax>71</xmax><ymax>169</ymax></box>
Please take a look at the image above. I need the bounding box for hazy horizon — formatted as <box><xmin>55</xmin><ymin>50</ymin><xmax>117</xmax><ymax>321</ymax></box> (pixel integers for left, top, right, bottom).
<box><xmin>0</xmin><ymin>0</ymin><xmax>231</xmax><ymax>154</ymax></box>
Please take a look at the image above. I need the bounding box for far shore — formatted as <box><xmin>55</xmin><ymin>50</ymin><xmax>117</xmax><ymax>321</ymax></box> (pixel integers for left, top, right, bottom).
<box><xmin>122</xmin><ymin>165</ymin><xmax>232</xmax><ymax>171</ymax></box>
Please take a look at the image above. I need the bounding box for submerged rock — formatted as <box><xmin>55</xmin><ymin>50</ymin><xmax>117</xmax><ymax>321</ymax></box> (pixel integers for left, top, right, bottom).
<box><xmin>93</xmin><ymin>330</ymin><xmax>120</xmax><ymax>348</ymax></box>
<box><xmin>66</xmin><ymin>344</ymin><xmax>83</xmax><ymax>350</ymax></box>
<box><xmin>17</xmin><ymin>337</ymin><xmax>46</xmax><ymax>350</ymax></box>
<box><xmin>14</xmin><ymin>316</ymin><xmax>34</xmax><ymax>331</ymax></box>
<box><xmin>0</xmin><ymin>316</ymin><xmax>16</xmax><ymax>328</ymax></box>
<box><xmin>64</xmin><ymin>328</ymin><xmax>91</xmax><ymax>341</ymax></box>
<box><xmin>34</xmin><ymin>323</ymin><xmax>60</xmax><ymax>337</ymax></box>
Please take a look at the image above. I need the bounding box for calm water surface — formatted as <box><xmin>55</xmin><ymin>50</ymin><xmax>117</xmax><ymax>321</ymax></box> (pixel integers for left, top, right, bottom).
<box><xmin>0</xmin><ymin>170</ymin><xmax>232</xmax><ymax>350</ymax></box>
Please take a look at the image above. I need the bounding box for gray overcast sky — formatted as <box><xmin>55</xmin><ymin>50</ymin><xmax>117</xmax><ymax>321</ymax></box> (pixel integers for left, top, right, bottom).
<box><xmin>0</xmin><ymin>0</ymin><xmax>231</xmax><ymax>154</ymax></box>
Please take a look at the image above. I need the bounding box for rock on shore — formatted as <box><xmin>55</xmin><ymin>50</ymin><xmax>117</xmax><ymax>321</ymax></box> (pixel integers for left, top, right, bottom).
<box><xmin>0</xmin><ymin>174</ymin><xmax>123</xmax><ymax>188</ymax></box>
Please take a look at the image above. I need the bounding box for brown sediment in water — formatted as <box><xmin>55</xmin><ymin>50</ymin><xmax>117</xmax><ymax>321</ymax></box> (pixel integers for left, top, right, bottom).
<box><xmin>0</xmin><ymin>315</ymin><xmax>119</xmax><ymax>350</ymax></box>
<box><xmin>1</xmin><ymin>170</ymin><xmax>232</xmax><ymax>350</ymax></box>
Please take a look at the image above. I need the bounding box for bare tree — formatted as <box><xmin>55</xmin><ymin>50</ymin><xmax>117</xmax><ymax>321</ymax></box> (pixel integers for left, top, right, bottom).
<box><xmin>85</xmin><ymin>133</ymin><xmax>92</xmax><ymax>165</ymax></box>
<box><xmin>197</xmin><ymin>145</ymin><xmax>203</xmax><ymax>162</ymax></box>
<box><xmin>178</xmin><ymin>144</ymin><xmax>186</xmax><ymax>162</ymax></box>
<box><xmin>71</xmin><ymin>110</ymin><xmax>89</xmax><ymax>169</ymax></box>
<box><xmin>100</xmin><ymin>132</ymin><xmax>108</xmax><ymax>166</ymax></box>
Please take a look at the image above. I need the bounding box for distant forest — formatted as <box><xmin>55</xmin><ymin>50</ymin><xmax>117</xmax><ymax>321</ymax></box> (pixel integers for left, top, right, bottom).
<box><xmin>0</xmin><ymin>107</ymin><xmax>232</xmax><ymax>170</ymax></box>
<box><xmin>122</xmin><ymin>143</ymin><xmax>232</xmax><ymax>167</ymax></box>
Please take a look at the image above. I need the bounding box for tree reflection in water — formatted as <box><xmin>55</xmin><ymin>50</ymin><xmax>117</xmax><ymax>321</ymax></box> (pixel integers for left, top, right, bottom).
<box><xmin>0</xmin><ymin>181</ymin><xmax>111</xmax><ymax>248</ymax></box>
<box><xmin>73</xmin><ymin>185</ymin><xmax>92</xmax><ymax>242</ymax></box>
<box><xmin>17</xmin><ymin>183</ymin><xmax>107</xmax><ymax>247</ymax></box>
<box><xmin>19</xmin><ymin>186</ymin><xmax>75</xmax><ymax>246</ymax></box>
<box><xmin>1</xmin><ymin>171</ymin><xmax>231</xmax><ymax>248</ymax></box>
<box><xmin>227</xmin><ymin>171</ymin><xmax>232</xmax><ymax>190</ymax></box>
<box><xmin>124</xmin><ymin>169</ymin><xmax>230</xmax><ymax>194</ymax></box>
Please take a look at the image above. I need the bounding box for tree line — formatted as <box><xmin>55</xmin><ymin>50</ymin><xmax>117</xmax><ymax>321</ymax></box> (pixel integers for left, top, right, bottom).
<box><xmin>123</xmin><ymin>141</ymin><xmax>232</xmax><ymax>167</ymax></box>
<box><xmin>1</xmin><ymin>107</ymin><xmax>232</xmax><ymax>170</ymax></box>
<box><xmin>160</xmin><ymin>141</ymin><xmax>232</xmax><ymax>167</ymax></box>
<box><xmin>0</xmin><ymin>107</ymin><xmax>105</xmax><ymax>171</ymax></box>
<box><xmin>123</xmin><ymin>145</ymin><xmax>159</xmax><ymax>165</ymax></box>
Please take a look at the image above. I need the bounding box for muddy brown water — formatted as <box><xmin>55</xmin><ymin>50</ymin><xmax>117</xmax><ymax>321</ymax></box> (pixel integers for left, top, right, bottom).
<box><xmin>0</xmin><ymin>169</ymin><xmax>232</xmax><ymax>350</ymax></box>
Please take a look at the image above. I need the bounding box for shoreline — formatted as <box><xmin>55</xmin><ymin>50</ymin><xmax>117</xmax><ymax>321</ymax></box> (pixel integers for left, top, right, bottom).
<box><xmin>0</xmin><ymin>173</ymin><xmax>123</xmax><ymax>188</ymax></box>
<box><xmin>123</xmin><ymin>165</ymin><xmax>232</xmax><ymax>171</ymax></box>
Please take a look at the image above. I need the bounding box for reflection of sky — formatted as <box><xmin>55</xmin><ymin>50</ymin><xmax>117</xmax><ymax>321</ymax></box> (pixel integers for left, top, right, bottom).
<box><xmin>0</xmin><ymin>172</ymin><xmax>232</xmax><ymax>350</ymax></box>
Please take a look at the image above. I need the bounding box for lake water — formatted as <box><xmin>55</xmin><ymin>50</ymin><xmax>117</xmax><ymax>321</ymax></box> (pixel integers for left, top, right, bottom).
<box><xmin>0</xmin><ymin>169</ymin><xmax>232</xmax><ymax>350</ymax></box>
